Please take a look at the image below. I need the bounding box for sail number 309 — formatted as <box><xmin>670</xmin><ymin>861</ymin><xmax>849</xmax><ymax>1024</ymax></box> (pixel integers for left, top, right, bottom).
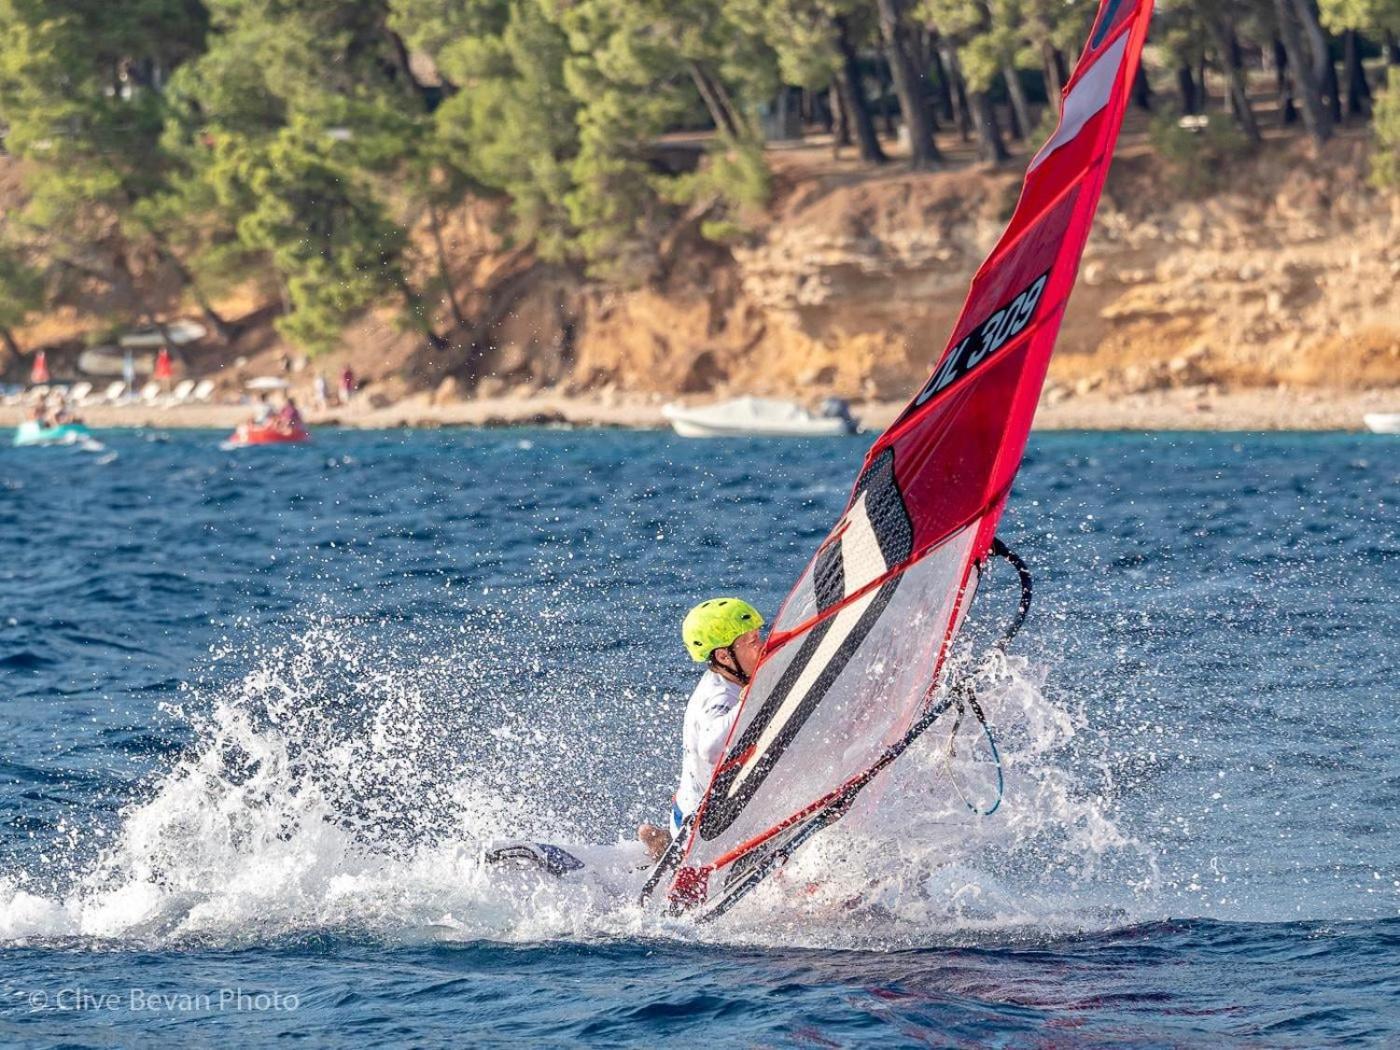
<box><xmin>914</xmin><ymin>270</ymin><xmax>1051</xmax><ymax>408</ymax></box>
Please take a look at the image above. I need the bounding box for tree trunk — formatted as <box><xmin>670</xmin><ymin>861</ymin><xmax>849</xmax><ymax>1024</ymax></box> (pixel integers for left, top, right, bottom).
<box><xmin>1294</xmin><ymin>0</ymin><xmax>1341</xmax><ymax>121</ymax></box>
<box><xmin>187</xmin><ymin>286</ymin><xmax>234</xmax><ymax>343</ymax></box>
<box><xmin>709</xmin><ymin>71</ymin><xmax>750</xmax><ymax>140</ymax></box>
<box><xmin>0</xmin><ymin>326</ymin><xmax>21</xmax><ymax>367</ymax></box>
<box><xmin>909</xmin><ymin>26</ymin><xmax>942</xmax><ymax>132</ymax></box>
<box><xmin>1322</xmin><ymin>45</ymin><xmax>1343</xmax><ymax>123</ymax></box>
<box><xmin>1002</xmin><ymin>64</ymin><xmax>1033</xmax><ymax>141</ymax></box>
<box><xmin>1132</xmin><ymin>64</ymin><xmax>1153</xmax><ymax>111</ymax></box>
<box><xmin>877</xmin><ymin>59</ymin><xmax>898</xmax><ymax>137</ymax></box>
<box><xmin>830</xmin><ymin>83</ymin><xmax>851</xmax><ymax>154</ymax></box>
<box><xmin>1042</xmin><ymin>41</ymin><xmax>1064</xmax><ymax>109</ymax></box>
<box><xmin>1205</xmin><ymin>13</ymin><xmax>1261</xmax><ymax>142</ymax></box>
<box><xmin>159</xmin><ymin>248</ymin><xmax>235</xmax><ymax>341</ymax></box>
<box><xmin>1387</xmin><ymin>31</ymin><xmax>1400</xmax><ymax>67</ymax></box>
<box><xmin>427</xmin><ymin>200</ymin><xmax>467</xmax><ymax>330</ymax></box>
<box><xmin>386</xmin><ymin>27</ymin><xmax>443</xmax><ymax>108</ymax></box>
<box><xmin>942</xmin><ymin>43</ymin><xmax>974</xmax><ymax>140</ymax></box>
<box><xmin>1343</xmin><ymin>29</ymin><xmax>1372</xmax><ymax>116</ymax></box>
<box><xmin>1292</xmin><ymin>0</ymin><xmax>1331</xmax><ymax>85</ymax></box>
<box><xmin>688</xmin><ymin>62</ymin><xmax>741</xmax><ymax>140</ymax></box>
<box><xmin>1273</xmin><ymin>0</ymin><xmax>1332</xmax><ymax>142</ymax></box>
<box><xmin>1274</xmin><ymin>38</ymin><xmax>1300</xmax><ymax>124</ymax></box>
<box><xmin>394</xmin><ymin>269</ymin><xmax>446</xmax><ymax>351</ymax></box>
<box><xmin>930</xmin><ymin>41</ymin><xmax>956</xmax><ymax>123</ymax></box>
<box><xmin>1177</xmin><ymin>64</ymin><xmax>1200</xmax><ymax>114</ymax></box>
<box><xmin>876</xmin><ymin>0</ymin><xmax>942</xmax><ymax>168</ymax></box>
<box><xmin>833</xmin><ymin>15</ymin><xmax>889</xmax><ymax>164</ymax></box>
<box><xmin>969</xmin><ymin>89</ymin><xmax>1010</xmax><ymax>164</ymax></box>
<box><xmin>812</xmin><ymin>88</ymin><xmax>833</xmax><ymax>133</ymax></box>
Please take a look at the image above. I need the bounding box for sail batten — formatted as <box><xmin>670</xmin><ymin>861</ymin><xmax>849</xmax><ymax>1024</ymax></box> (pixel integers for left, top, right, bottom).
<box><xmin>664</xmin><ymin>0</ymin><xmax>1155</xmax><ymax>920</ymax></box>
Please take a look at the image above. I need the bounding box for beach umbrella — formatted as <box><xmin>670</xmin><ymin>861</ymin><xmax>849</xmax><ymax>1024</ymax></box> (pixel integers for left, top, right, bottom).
<box><xmin>30</xmin><ymin>351</ymin><xmax>49</xmax><ymax>385</ymax></box>
<box><xmin>122</xmin><ymin>349</ymin><xmax>136</xmax><ymax>390</ymax></box>
<box><xmin>155</xmin><ymin>346</ymin><xmax>174</xmax><ymax>381</ymax></box>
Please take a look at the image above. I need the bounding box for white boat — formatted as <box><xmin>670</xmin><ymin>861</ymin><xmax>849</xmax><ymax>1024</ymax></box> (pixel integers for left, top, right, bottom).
<box><xmin>662</xmin><ymin>396</ymin><xmax>859</xmax><ymax>438</ymax></box>
<box><xmin>1362</xmin><ymin>413</ymin><xmax>1400</xmax><ymax>434</ymax></box>
<box><xmin>78</xmin><ymin>346</ymin><xmax>152</xmax><ymax>378</ymax></box>
<box><xmin>118</xmin><ymin>320</ymin><xmax>207</xmax><ymax>348</ymax></box>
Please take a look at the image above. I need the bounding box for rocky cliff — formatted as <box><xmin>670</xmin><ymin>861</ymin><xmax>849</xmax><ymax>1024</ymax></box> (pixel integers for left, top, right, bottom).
<box><xmin>576</xmin><ymin>137</ymin><xmax>1397</xmax><ymax>404</ymax></box>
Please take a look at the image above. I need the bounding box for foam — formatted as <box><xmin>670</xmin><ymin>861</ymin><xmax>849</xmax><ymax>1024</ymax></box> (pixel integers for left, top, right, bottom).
<box><xmin>0</xmin><ymin>621</ymin><xmax>1152</xmax><ymax>949</ymax></box>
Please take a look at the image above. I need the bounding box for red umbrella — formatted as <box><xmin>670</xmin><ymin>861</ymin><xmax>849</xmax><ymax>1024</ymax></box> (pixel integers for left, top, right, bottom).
<box><xmin>30</xmin><ymin>350</ymin><xmax>49</xmax><ymax>385</ymax></box>
<box><xmin>154</xmin><ymin>346</ymin><xmax>174</xmax><ymax>381</ymax></box>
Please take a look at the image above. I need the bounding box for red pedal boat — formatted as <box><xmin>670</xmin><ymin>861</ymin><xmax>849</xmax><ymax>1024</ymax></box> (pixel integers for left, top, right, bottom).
<box><xmin>221</xmin><ymin>422</ymin><xmax>311</xmax><ymax>450</ymax></box>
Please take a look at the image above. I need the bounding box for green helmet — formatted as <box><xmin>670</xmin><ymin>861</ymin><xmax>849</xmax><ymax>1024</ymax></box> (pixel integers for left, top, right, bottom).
<box><xmin>682</xmin><ymin>598</ymin><xmax>765</xmax><ymax>663</ymax></box>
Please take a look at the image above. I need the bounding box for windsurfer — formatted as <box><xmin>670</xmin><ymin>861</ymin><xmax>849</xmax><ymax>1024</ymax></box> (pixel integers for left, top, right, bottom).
<box><xmin>638</xmin><ymin>598</ymin><xmax>764</xmax><ymax>861</ymax></box>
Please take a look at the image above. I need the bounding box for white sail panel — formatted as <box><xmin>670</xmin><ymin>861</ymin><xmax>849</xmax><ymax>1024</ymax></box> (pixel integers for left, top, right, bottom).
<box><xmin>686</xmin><ymin>522</ymin><xmax>979</xmax><ymax>869</ymax></box>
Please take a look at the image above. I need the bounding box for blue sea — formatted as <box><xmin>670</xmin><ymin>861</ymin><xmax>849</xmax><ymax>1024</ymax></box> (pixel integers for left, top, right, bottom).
<box><xmin>1</xmin><ymin>427</ymin><xmax>1396</xmax><ymax>1047</ymax></box>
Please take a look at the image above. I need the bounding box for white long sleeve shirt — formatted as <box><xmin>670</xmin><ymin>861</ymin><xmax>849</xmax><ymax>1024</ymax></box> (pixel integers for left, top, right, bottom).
<box><xmin>670</xmin><ymin>670</ymin><xmax>743</xmax><ymax>835</ymax></box>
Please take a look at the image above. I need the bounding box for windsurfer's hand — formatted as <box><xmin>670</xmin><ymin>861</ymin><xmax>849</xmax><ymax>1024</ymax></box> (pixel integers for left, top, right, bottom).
<box><xmin>638</xmin><ymin>823</ymin><xmax>668</xmax><ymax>861</ymax></box>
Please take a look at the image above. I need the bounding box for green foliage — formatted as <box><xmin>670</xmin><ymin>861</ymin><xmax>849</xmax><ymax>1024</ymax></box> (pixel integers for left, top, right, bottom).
<box><xmin>727</xmin><ymin>0</ymin><xmax>838</xmax><ymax>90</ymax></box>
<box><xmin>0</xmin><ymin>241</ymin><xmax>44</xmax><ymax>332</ymax></box>
<box><xmin>663</xmin><ymin>139</ymin><xmax>772</xmax><ymax>235</ymax></box>
<box><xmin>1154</xmin><ymin>2</ymin><xmax>1209</xmax><ymax>72</ymax></box>
<box><xmin>431</xmin><ymin>0</ymin><xmax>578</xmax><ymax>258</ymax></box>
<box><xmin>1371</xmin><ymin>71</ymin><xmax>1400</xmax><ymax>190</ymax></box>
<box><xmin>1317</xmin><ymin>0</ymin><xmax>1400</xmax><ymax>35</ymax></box>
<box><xmin>0</xmin><ymin>0</ymin><xmax>1393</xmax><ymax>354</ymax></box>
<box><xmin>204</xmin><ymin>122</ymin><xmax>410</xmax><ymax>353</ymax></box>
<box><xmin>1148</xmin><ymin>112</ymin><xmax>1255</xmax><ymax>193</ymax></box>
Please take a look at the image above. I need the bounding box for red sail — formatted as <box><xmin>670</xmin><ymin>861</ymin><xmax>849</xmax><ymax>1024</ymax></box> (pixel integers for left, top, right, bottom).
<box><xmin>667</xmin><ymin>0</ymin><xmax>1155</xmax><ymax>918</ymax></box>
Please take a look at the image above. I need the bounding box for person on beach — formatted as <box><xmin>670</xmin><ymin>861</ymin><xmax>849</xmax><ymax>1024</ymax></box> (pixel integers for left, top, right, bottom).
<box><xmin>313</xmin><ymin>372</ymin><xmax>329</xmax><ymax>410</ymax></box>
<box><xmin>638</xmin><ymin>598</ymin><xmax>765</xmax><ymax>861</ymax></box>
<box><xmin>339</xmin><ymin>366</ymin><xmax>356</xmax><ymax>405</ymax></box>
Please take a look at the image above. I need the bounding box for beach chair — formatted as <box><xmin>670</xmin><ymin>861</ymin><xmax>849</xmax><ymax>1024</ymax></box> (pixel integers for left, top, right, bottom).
<box><xmin>104</xmin><ymin>380</ymin><xmax>128</xmax><ymax>403</ymax></box>
<box><xmin>27</xmin><ymin>385</ymin><xmax>49</xmax><ymax>403</ymax></box>
<box><xmin>168</xmin><ymin>379</ymin><xmax>196</xmax><ymax>405</ymax></box>
<box><xmin>192</xmin><ymin>379</ymin><xmax>215</xmax><ymax>402</ymax></box>
<box><xmin>68</xmin><ymin>381</ymin><xmax>94</xmax><ymax>404</ymax></box>
<box><xmin>139</xmin><ymin>381</ymin><xmax>161</xmax><ymax>404</ymax></box>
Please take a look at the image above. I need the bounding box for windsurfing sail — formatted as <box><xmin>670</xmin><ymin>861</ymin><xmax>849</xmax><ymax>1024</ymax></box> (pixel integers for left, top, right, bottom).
<box><xmin>660</xmin><ymin>0</ymin><xmax>1155</xmax><ymax>921</ymax></box>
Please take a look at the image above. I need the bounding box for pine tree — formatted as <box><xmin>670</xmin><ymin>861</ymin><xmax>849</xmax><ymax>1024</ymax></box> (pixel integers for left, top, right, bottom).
<box><xmin>916</xmin><ymin>0</ymin><xmax>1011</xmax><ymax>162</ymax></box>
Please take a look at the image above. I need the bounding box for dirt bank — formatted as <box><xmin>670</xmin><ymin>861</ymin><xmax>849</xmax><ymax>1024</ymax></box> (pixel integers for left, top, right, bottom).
<box><xmin>6</xmin><ymin>129</ymin><xmax>1398</xmax><ymax>429</ymax></box>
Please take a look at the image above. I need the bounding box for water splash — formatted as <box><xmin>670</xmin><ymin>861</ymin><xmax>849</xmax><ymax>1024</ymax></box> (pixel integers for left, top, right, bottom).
<box><xmin>0</xmin><ymin>622</ymin><xmax>1150</xmax><ymax>949</ymax></box>
<box><xmin>704</xmin><ymin>650</ymin><xmax>1156</xmax><ymax>949</ymax></box>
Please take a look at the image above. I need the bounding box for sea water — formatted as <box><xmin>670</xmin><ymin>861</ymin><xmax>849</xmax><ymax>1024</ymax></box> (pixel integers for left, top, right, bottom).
<box><xmin>0</xmin><ymin>428</ymin><xmax>1395</xmax><ymax>1046</ymax></box>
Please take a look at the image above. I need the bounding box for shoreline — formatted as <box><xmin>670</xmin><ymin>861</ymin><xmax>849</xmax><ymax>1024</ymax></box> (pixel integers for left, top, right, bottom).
<box><xmin>2</xmin><ymin>386</ymin><xmax>1394</xmax><ymax>433</ymax></box>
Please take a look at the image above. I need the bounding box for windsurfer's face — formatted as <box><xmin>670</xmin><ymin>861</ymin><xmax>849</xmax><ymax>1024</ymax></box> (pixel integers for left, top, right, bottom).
<box><xmin>729</xmin><ymin>628</ymin><xmax>764</xmax><ymax>677</ymax></box>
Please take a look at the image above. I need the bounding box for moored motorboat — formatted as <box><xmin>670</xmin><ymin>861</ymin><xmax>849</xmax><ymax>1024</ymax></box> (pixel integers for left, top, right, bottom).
<box><xmin>1362</xmin><ymin>413</ymin><xmax>1400</xmax><ymax>434</ymax></box>
<box><xmin>662</xmin><ymin>396</ymin><xmax>859</xmax><ymax>438</ymax></box>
